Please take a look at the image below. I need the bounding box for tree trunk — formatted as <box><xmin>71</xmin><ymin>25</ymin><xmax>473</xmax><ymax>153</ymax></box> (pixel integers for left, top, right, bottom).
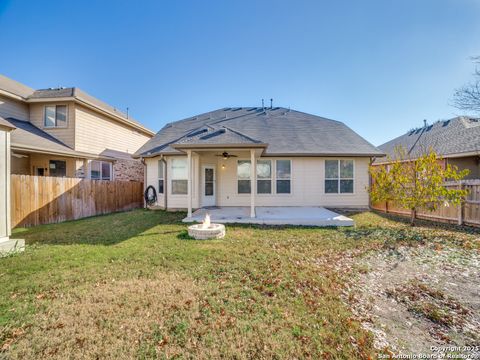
<box><xmin>410</xmin><ymin>209</ymin><xmax>416</xmax><ymax>226</ymax></box>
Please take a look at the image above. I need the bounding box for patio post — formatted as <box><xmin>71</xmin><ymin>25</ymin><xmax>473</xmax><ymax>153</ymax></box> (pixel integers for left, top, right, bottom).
<box><xmin>187</xmin><ymin>149</ymin><xmax>192</xmax><ymax>218</ymax></box>
<box><xmin>250</xmin><ymin>149</ymin><xmax>256</xmax><ymax>218</ymax></box>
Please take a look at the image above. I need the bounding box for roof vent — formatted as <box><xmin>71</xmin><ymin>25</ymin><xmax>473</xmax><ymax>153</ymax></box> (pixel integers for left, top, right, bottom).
<box><xmin>200</xmin><ymin>128</ymin><xmax>226</xmax><ymax>140</ymax></box>
<box><xmin>187</xmin><ymin>128</ymin><xmax>208</xmax><ymax>137</ymax></box>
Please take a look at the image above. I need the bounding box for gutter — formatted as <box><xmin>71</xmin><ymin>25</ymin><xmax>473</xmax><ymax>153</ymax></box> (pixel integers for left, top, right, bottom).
<box><xmin>11</xmin><ymin>144</ymin><xmax>116</xmax><ymax>160</ymax></box>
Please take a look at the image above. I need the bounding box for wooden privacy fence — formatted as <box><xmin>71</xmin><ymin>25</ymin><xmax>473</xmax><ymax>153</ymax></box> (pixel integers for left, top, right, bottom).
<box><xmin>11</xmin><ymin>175</ymin><xmax>144</xmax><ymax>227</ymax></box>
<box><xmin>371</xmin><ymin>180</ymin><xmax>480</xmax><ymax>227</ymax></box>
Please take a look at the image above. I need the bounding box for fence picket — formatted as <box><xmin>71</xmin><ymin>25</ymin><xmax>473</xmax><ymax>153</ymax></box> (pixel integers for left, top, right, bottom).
<box><xmin>371</xmin><ymin>180</ymin><xmax>480</xmax><ymax>227</ymax></box>
<box><xmin>10</xmin><ymin>175</ymin><xmax>144</xmax><ymax>227</ymax></box>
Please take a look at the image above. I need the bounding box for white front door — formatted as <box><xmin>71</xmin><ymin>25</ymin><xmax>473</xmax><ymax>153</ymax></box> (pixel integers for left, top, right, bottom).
<box><xmin>201</xmin><ymin>165</ymin><xmax>216</xmax><ymax>207</ymax></box>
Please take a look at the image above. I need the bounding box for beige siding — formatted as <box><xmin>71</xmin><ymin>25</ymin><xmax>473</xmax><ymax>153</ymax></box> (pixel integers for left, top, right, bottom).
<box><xmin>0</xmin><ymin>95</ymin><xmax>29</xmax><ymax>120</ymax></box>
<box><xmin>145</xmin><ymin>154</ymin><xmax>371</xmax><ymax>209</ymax></box>
<box><xmin>11</xmin><ymin>155</ymin><xmax>30</xmax><ymax>175</ymax></box>
<box><xmin>29</xmin><ymin>102</ymin><xmax>76</xmax><ymax>148</ymax></box>
<box><xmin>29</xmin><ymin>154</ymin><xmax>78</xmax><ymax>177</ymax></box>
<box><xmin>75</xmin><ymin>104</ymin><xmax>150</xmax><ymax>155</ymax></box>
<box><xmin>447</xmin><ymin>156</ymin><xmax>480</xmax><ymax>179</ymax></box>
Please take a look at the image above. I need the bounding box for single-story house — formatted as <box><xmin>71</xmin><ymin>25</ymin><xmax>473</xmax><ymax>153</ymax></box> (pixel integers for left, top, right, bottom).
<box><xmin>375</xmin><ymin>116</ymin><xmax>480</xmax><ymax>179</ymax></box>
<box><xmin>134</xmin><ymin>106</ymin><xmax>384</xmax><ymax>219</ymax></box>
<box><xmin>0</xmin><ymin>74</ymin><xmax>154</xmax><ymax>181</ymax></box>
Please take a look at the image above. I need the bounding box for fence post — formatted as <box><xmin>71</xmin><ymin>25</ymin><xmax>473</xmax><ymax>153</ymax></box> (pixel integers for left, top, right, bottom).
<box><xmin>458</xmin><ymin>181</ymin><xmax>464</xmax><ymax>226</ymax></box>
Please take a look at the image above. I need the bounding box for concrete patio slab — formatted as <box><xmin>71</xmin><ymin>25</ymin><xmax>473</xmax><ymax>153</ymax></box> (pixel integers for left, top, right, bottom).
<box><xmin>183</xmin><ymin>206</ymin><xmax>354</xmax><ymax>227</ymax></box>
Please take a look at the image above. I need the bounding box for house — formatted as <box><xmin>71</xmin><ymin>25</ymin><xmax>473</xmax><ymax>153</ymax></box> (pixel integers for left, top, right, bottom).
<box><xmin>375</xmin><ymin>116</ymin><xmax>480</xmax><ymax>179</ymax></box>
<box><xmin>134</xmin><ymin>106</ymin><xmax>384</xmax><ymax>219</ymax></box>
<box><xmin>0</xmin><ymin>74</ymin><xmax>154</xmax><ymax>181</ymax></box>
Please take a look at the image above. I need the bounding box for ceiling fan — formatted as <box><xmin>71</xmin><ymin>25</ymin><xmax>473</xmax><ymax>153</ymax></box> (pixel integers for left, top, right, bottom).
<box><xmin>215</xmin><ymin>151</ymin><xmax>238</xmax><ymax>159</ymax></box>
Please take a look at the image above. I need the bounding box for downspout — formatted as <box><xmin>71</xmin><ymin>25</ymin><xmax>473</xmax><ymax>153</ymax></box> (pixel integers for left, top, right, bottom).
<box><xmin>141</xmin><ymin>157</ymin><xmax>147</xmax><ymax>208</ymax></box>
<box><xmin>161</xmin><ymin>155</ymin><xmax>168</xmax><ymax>210</ymax></box>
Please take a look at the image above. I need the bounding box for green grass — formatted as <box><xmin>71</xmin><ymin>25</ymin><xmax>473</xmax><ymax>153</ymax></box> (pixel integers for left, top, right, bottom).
<box><xmin>1</xmin><ymin>210</ymin><xmax>478</xmax><ymax>359</ymax></box>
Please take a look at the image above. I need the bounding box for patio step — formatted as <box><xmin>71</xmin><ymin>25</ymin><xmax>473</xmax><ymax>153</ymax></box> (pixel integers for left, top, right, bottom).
<box><xmin>0</xmin><ymin>238</ymin><xmax>25</xmax><ymax>257</ymax></box>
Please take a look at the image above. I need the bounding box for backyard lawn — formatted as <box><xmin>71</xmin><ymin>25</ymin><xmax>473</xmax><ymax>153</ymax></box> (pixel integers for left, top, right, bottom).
<box><xmin>1</xmin><ymin>210</ymin><xmax>479</xmax><ymax>359</ymax></box>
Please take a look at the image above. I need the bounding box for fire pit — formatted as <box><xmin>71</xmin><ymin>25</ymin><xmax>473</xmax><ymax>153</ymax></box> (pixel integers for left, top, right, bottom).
<box><xmin>188</xmin><ymin>214</ymin><xmax>225</xmax><ymax>240</ymax></box>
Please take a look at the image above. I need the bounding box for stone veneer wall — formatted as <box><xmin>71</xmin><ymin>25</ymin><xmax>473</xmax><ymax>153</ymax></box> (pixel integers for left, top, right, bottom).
<box><xmin>113</xmin><ymin>158</ymin><xmax>144</xmax><ymax>182</ymax></box>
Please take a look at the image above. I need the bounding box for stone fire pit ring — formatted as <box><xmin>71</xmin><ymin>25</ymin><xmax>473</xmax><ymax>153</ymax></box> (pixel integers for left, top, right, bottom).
<box><xmin>188</xmin><ymin>223</ymin><xmax>226</xmax><ymax>240</ymax></box>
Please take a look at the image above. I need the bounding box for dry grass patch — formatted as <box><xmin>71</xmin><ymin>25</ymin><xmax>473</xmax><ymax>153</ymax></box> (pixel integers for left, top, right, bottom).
<box><xmin>8</xmin><ymin>274</ymin><xmax>198</xmax><ymax>359</ymax></box>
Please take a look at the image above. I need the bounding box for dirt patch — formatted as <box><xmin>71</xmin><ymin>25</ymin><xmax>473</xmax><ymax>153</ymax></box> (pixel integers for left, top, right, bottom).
<box><xmin>342</xmin><ymin>244</ymin><xmax>480</xmax><ymax>354</ymax></box>
<box><xmin>6</xmin><ymin>274</ymin><xmax>199</xmax><ymax>359</ymax></box>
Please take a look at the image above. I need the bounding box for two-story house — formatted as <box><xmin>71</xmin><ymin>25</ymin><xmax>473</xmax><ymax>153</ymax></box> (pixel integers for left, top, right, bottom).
<box><xmin>0</xmin><ymin>74</ymin><xmax>154</xmax><ymax>181</ymax></box>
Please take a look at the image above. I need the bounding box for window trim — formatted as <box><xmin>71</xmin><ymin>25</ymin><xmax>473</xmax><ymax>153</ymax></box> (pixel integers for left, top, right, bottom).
<box><xmin>275</xmin><ymin>159</ymin><xmax>292</xmax><ymax>195</ymax></box>
<box><xmin>256</xmin><ymin>159</ymin><xmax>272</xmax><ymax>195</ymax></box>
<box><xmin>324</xmin><ymin>159</ymin><xmax>355</xmax><ymax>195</ymax></box>
<box><xmin>43</xmin><ymin>104</ymin><xmax>68</xmax><ymax>128</ymax></box>
<box><xmin>236</xmin><ymin>158</ymin><xmax>293</xmax><ymax>196</ymax></box>
<box><xmin>89</xmin><ymin>160</ymin><xmax>113</xmax><ymax>181</ymax></box>
<box><xmin>170</xmin><ymin>157</ymin><xmax>189</xmax><ymax>196</ymax></box>
<box><xmin>158</xmin><ymin>160</ymin><xmax>164</xmax><ymax>194</ymax></box>
<box><xmin>236</xmin><ymin>159</ymin><xmax>252</xmax><ymax>195</ymax></box>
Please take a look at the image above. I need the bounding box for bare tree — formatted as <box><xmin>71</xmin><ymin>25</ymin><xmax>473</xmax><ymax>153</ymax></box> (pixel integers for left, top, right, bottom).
<box><xmin>453</xmin><ymin>56</ymin><xmax>480</xmax><ymax>114</ymax></box>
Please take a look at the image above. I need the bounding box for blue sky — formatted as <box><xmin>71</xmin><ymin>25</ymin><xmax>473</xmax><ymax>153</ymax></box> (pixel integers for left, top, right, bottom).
<box><xmin>1</xmin><ymin>0</ymin><xmax>479</xmax><ymax>145</ymax></box>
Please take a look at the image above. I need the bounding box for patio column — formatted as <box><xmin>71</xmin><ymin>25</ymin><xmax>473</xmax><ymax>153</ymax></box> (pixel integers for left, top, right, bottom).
<box><xmin>187</xmin><ymin>150</ymin><xmax>192</xmax><ymax>218</ymax></box>
<box><xmin>250</xmin><ymin>149</ymin><xmax>256</xmax><ymax>218</ymax></box>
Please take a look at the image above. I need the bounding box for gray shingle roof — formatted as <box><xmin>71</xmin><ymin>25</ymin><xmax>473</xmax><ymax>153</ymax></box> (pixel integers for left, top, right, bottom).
<box><xmin>28</xmin><ymin>87</ymin><xmax>152</xmax><ymax>133</ymax></box>
<box><xmin>5</xmin><ymin>118</ymin><xmax>80</xmax><ymax>156</ymax></box>
<box><xmin>135</xmin><ymin>107</ymin><xmax>383</xmax><ymax>157</ymax></box>
<box><xmin>0</xmin><ymin>74</ymin><xmax>35</xmax><ymax>98</ymax></box>
<box><xmin>0</xmin><ymin>74</ymin><xmax>153</xmax><ymax>135</ymax></box>
<box><xmin>377</xmin><ymin>116</ymin><xmax>480</xmax><ymax>163</ymax></box>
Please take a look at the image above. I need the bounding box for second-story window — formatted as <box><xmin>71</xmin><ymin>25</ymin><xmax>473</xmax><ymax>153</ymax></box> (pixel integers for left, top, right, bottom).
<box><xmin>44</xmin><ymin>105</ymin><xmax>67</xmax><ymax>127</ymax></box>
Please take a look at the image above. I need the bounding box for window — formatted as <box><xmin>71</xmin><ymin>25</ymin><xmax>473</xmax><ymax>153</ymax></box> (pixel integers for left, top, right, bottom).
<box><xmin>256</xmin><ymin>160</ymin><xmax>272</xmax><ymax>194</ymax></box>
<box><xmin>90</xmin><ymin>160</ymin><xmax>112</xmax><ymax>180</ymax></box>
<box><xmin>158</xmin><ymin>160</ymin><xmax>164</xmax><ymax>194</ymax></box>
<box><xmin>44</xmin><ymin>105</ymin><xmax>67</xmax><ymax>127</ymax></box>
<box><xmin>276</xmin><ymin>160</ymin><xmax>291</xmax><ymax>194</ymax></box>
<box><xmin>237</xmin><ymin>160</ymin><xmax>251</xmax><ymax>194</ymax></box>
<box><xmin>325</xmin><ymin>160</ymin><xmax>354</xmax><ymax>194</ymax></box>
<box><xmin>171</xmin><ymin>158</ymin><xmax>188</xmax><ymax>194</ymax></box>
<box><xmin>49</xmin><ymin>160</ymin><xmax>66</xmax><ymax>177</ymax></box>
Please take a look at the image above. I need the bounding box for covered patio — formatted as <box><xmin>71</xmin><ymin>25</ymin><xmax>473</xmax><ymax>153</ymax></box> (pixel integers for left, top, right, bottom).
<box><xmin>183</xmin><ymin>206</ymin><xmax>354</xmax><ymax>227</ymax></box>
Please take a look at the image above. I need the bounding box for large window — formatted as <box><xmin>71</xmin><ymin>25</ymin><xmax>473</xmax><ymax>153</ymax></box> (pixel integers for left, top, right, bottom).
<box><xmin>276</xmin><ymin>160</ymin><xmax>291</xmax><ymax>194</ymax></box>
<box><xmin>325</xmin><ymin>160</ymin><xmax>354</xmax><ymax>194</ymax></box>
<box><xmin>256</xmin><ymin>160</ymin><xmax>272</xmax><ymax>194</ymax></box>
<box><xmin>49</xmin><ymin>160</ymin><xmax>66</xmax><ymax>177</ymax></box>
<box><xmin>237</xmin><ymin>160</ymin><xmax>251</xmax><ymax>194</ymax></box>
<box><xmin>158</xmin><ymin>160</ymin><xmax>164</xmax><ymax>194</ymax></box>
<box><xmin>171</xmin><ymin>158</ymin><xmax>188</xmax><ymax>194</ymax></box>
<box><xmin>90</xmin><ymin>160</ymin><xmax>112</xmax><ymax>180</ymax></box>
<box><xmin>44</xmin><ymin>105</ymin><xmax>67</xmax><ymax>128</ymax></box>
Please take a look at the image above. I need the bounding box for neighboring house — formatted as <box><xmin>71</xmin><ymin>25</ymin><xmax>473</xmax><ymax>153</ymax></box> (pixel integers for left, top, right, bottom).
<box><xmin>134</xmin><ymin>106</ymin><xmax>384</xmax><ymax>217</ymax></box>
<box><xmin>375</xmin><ymin>117</ymin><xmax>480</xmax><ymax>179</ymax></box>
<box><xmin>0</xmin><ymin>74</ymin><xmax>154</xmax><ymax>181</ymax></box>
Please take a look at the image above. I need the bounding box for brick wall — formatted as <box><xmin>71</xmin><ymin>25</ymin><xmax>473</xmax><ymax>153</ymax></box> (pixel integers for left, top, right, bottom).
<box><xmin>113</xmin><ymin>158</ymin><xmax>144</xmax><ymax>182</ymax></box>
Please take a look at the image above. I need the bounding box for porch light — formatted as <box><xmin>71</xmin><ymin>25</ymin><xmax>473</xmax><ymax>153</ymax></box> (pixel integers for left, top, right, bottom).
<box><xmin>222</xmin><ymin>164</ymin><xmax>226</xmax><ymax>170</ymax></box>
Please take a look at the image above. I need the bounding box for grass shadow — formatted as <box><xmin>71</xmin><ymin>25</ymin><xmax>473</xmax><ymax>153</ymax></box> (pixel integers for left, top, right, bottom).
<box><xmin>13</xmin><ymin>209</ymin><xmax>187</xmax><ymax>246</ymax></box>
<box><xmin>372</xmin><ymin>210</ymin><xmax>480</xmax><ymax>235</ymax></box>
